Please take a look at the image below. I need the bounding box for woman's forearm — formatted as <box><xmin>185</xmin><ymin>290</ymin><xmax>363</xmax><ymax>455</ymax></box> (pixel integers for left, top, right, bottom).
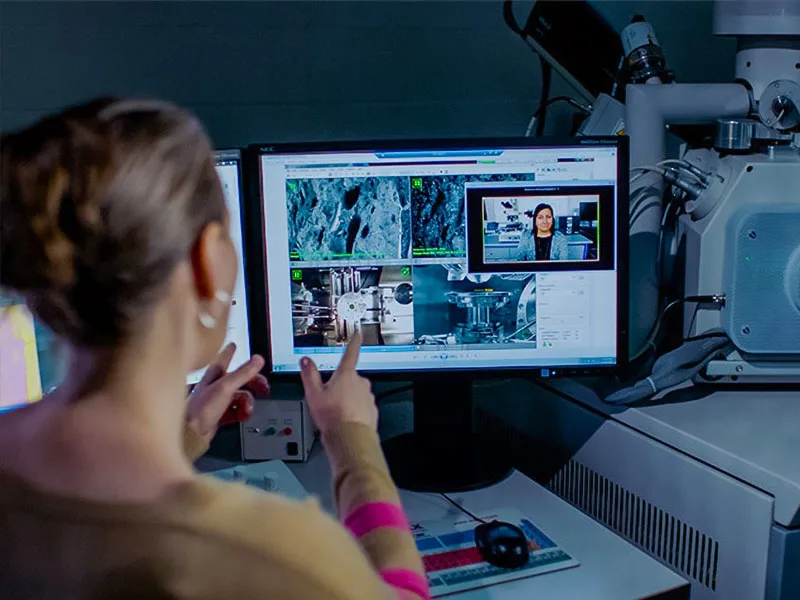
<box><xmin>323</xmin><ymin>422</ymin><xmax>429</xmax><ymax>599</ymax></box>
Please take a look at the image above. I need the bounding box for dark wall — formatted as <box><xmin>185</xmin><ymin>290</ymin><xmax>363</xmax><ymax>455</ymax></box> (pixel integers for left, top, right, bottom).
<box><xmin>1</xmin><ymin>1</ymin><xmax>736</xmax><ymax>148</ymax></box>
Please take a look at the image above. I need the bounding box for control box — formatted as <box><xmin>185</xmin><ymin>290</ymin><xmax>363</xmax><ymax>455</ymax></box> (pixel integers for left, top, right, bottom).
<box><xmin>240</xmin><ymin>398</ymin><xmax>316</xmax><ymax>461</ymax></box>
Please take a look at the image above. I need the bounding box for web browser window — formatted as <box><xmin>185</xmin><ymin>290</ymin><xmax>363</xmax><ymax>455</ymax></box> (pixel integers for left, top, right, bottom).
<box><xmin>260</xmin><ymin>143</ymin><xmax>621</xmax><ymax>373</ymax></box>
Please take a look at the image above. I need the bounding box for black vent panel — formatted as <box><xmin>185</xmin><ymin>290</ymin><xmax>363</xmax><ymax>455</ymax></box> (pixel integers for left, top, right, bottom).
<box><xmin>548</xmin><ymin>460</ymin><xmax>719</xmax><ymax>591</ymax></box>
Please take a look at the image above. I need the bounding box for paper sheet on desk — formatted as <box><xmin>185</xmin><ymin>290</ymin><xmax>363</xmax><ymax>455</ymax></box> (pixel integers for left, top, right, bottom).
<box><xmin>208</xmin><ymin>460</ymin><xmax>308</xmax><ymax>502</ymax></box>
<box><xmin>412</xmin><ymin>508</ymin><xmax>578</xmax><ymax>597</ymax></box>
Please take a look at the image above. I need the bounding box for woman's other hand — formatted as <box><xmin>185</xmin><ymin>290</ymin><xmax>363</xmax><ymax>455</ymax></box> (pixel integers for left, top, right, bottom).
<box><xmin>186</xmin><ymin>343</ymin><xmax>268</xmax><ymax>442</ymax></box>
<box><xmin>299</xmin><ymin>332</ymin><xmax>378</xmax><ymax>434</ymax></box>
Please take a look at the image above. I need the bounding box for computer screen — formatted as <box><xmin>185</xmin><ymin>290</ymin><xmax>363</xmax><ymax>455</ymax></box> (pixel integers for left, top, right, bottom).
<box><xmin>0</xmin><ymin>301</ymin><xmax>43</xmax><ymax>414</ymax></box>
<box><xmin>257</xmin><ymin>138</ymin><xmax>627</xmax><ymax>374</ymax></box>
<box><xmin>187</xmin><ymin>151</ymin><xmax>252</xmax><ymax>385</ymax></box>
<box><xmin>0</xmin><ymin>152</ymin><xmax>253</xmax><ymax>405</ymax></box>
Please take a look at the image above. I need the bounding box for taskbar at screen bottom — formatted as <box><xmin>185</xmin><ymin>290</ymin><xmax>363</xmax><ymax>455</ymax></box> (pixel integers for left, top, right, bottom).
<box><xmin>272</xmin><ymin>353</ymin><xmax>616</xmax><ymax>373</ymax></box>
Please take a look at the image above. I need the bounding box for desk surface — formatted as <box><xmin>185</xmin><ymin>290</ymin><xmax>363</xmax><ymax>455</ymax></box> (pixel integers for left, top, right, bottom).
<box><xmin>566</xmin><ymin>233</ymin><xmax>592</xmax><ymax>244</ymax></box>
<box><xmin>485</xmin><ymin>233</ymin><xmax>592</xmax><ymax>248</ymax></box>
<box><xmin>209</xmin><ymin>443</ymin><xmax>687</xmax><ymax>599</ymax></box>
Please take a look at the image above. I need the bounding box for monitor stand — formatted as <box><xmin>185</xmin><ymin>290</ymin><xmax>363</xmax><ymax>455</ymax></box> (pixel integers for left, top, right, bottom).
<box><xmin>381</xmin><ymin>378</ymin><xmax>514</xmax><ymax>493</ymax></box>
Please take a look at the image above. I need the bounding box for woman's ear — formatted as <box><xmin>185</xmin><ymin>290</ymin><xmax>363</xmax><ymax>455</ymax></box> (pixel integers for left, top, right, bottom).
<box><xmin>190</xmin><ymin>222</ymin><xmax>226</xmax><ymax>301</ymax></box>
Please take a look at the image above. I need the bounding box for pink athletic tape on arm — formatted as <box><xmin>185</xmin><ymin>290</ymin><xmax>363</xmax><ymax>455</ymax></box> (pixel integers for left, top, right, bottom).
<box><xmin>382</xmin><ymin>569</ymin><xmax>431</xmax><ymax>600</ymax></box>
<box><xmin>344</xmin><ymin>501</ymin><xmax>411</xmax><ymax>538</ymax></box>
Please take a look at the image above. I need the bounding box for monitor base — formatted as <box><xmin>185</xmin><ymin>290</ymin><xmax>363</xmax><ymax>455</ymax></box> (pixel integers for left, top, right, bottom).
<box><xmin>382</xmin><ymin>432</ymin><xmax>514</xmax><ymax>493</ymax></box>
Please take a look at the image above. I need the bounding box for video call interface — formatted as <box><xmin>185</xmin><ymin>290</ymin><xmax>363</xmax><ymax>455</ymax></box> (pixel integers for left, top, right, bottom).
<box><xmin>260</xmin><ymin>144</ymin><xmax>620</xmax><ymax>373</ymax></box>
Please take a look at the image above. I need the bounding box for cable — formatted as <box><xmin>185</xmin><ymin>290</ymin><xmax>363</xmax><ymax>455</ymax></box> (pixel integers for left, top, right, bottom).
<box><xmin>685</xmin><ymin>331</ymin><xmax>728</xmax><ymax>343</ymax></box>
<box><xmin>662</xmin><ymin>165</ymin><xmax>706</xmax><ymax>187</ymax></box>
<box><xmin>630</xmin><ymin>165</ymin><xmax>669</xmax><ymax>183</ymax></box>
<box><xmin>501</xmin><ymin>0</ymin><xmax>526</xmax><ymax>37</ymax></box>
<box><xmin>440</xmin><ymin>493</ymin><xmax>488</xmax><ymax>524</ymax></box>
<box><xmin>525</xmin><ymin>96</ymin><xmax>593</xmax><ymax>137</ymax></box>
<box><xmin>630</xmin><ymin>165</ymin><xmax>669</xmax><ymax>178</ymax></box>
<box><xmin>635</xmin><ymin>160</ymin><xmax>711</xmax><ymax>283</ymax></box>
<box><xmin>656</xmin><ymin>159</ymin><xmax>717</xmax><ymax>183</ymax></box>
<box><xmin>524</xmin><ymin>115</ymin><xmax>538</xmax><ymax>138</ymax></box>
<box><xmin>631</xmin><ymin>163</ymin><xmax>707</xmax><ymax>192</ymax></box>
<box><xmin>606</xmin><ymin>330</ymin><xmax>731</xmax><ymax>405</ymax></box>
<box><xmin>630</xmin><ymin>165</ymin><xmax>706</xmax><ymax>199</ymax></box>
<box><xmin>656</xmin><ymin>159</ymin><xmax>691</xmax><ymax>169</ymax></box>
<box><xmin>502</xmin><ymin>1</ymin><xmax>587</xmax><ymax>138</ymax></box>
<box><xmin>634</xmin><ymin>160</ymin><xmax>711</xmax><ymax>185</ymax></box>
<box><xmin>686</xmin><ymin>302</ymin><xmax>701</xmax><ymax>339</ymax></box>
<box><xmin>628</xmin><ymin>195</ymin><xmax>663</xmax><ymax>231</ymax></box>
<box><xmin>632</xmin><ymin>295</ymin><xmax>726</xmax><ymax>361</ymax></box>
<box><xmin>502</xmin><ymin>0</ymin><xmax>549</xmax><ymax>136</ymax></box>
<box><xmin>767</xmin><ymin>106</ymin><xmax>788</xmax><ymax>128</ymax></box>
<box><xmin>631</xmin><ymin>299</ymin><xmax>683</xmax><ymax>361</ymax></box>
<box><xmin>629</xmin><ymin>172</ymin><xmax>650</xmax><ymax>186</ymax></box>
<box><xmin>535</xmin><ymin>57</ymin><xmax>552</xmax><ymax>136</ymax></box>
<box><xmin>656</xmin><ymin>187</ymin><xmax>691</xmax><ymax>282</ymax></box>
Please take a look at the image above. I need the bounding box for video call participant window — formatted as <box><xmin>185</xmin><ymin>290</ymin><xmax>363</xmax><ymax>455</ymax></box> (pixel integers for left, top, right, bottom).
<box><xmin>466</xmin><ymin>183</ymin><xmax>616</xmax><ymax>274</ymax></box>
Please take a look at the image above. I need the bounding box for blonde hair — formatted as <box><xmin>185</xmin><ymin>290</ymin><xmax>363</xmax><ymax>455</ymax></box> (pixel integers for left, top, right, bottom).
<box><xmin>1</xmin><ymin>97</ymin><xmax>226</xmax><ymax>346</ymax></box>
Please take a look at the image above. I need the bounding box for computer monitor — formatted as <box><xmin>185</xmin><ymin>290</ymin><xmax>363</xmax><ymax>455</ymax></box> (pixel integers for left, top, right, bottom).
<box><xmin>0</xmin><ymin>152</ymin><xmax>253</xmax><ymax>406</ymax></box>
<box><xmin>253</xmin><ymin>137</ymin><xmax>628</xmax><ymax>490</ymax></box>
<box><xmin>0</xmin><ymin>301</ymin><xmax>43</xmax><ymax>414</ymax></box>
<box><xmin>187</xmin><ymin>150</ymin><xmax>252</xmax><ymax>386</ymax></box>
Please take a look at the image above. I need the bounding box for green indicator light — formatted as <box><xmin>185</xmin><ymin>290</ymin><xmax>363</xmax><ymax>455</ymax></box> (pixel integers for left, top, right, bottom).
<box><xmin>411</xmin><ymin>178</ymin><xmax>423</xmax><ymax>190</ymax></box>
<box><xmin>291</xmin><ymin>269</ymin><xmax>302</xmax><ymax>281</ymax></box>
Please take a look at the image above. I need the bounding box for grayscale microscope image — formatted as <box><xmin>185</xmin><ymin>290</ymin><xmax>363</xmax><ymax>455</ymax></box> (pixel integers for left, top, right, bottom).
<box><xmin>411</xmin><ymin>173</ymin><xmax>538</xmax><ymax>258</ymax></box>
<box><xmin>287</xmin><ymin>177</ymin><xmax>411</xmax><ymax>261</ymax></box>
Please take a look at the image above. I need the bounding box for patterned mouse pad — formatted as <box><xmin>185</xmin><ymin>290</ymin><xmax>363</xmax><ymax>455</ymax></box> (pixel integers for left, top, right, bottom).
<box><xmin>411</xmin><ymin>507</ymin><xmax>579</xmax><ymax>597</ymax></box>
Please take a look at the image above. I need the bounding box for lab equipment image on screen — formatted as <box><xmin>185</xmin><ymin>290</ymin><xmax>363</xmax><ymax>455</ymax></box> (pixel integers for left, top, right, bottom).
<box><xmin>291</xmin><ymin>266</ymin><xmax>414</xmax><ymax>347</ymax></box>
<box><xmin>482</xmin><ymin>195</ymin><xmax>599</xmax><ymax>264</ymax></box>
<box><xmin>412</xmin><ymin>265</ymin><xmax>537</xmax><ymax>347</ymax></box>
<box><xmin>286</xmin><ymin>177</ymin><xmax>411</xmax><ymax>261</ymax></box>
<box><xmin>260</xmin><ymin>142</ymin><xmax>621</xmax><ymax>373</ymax></box>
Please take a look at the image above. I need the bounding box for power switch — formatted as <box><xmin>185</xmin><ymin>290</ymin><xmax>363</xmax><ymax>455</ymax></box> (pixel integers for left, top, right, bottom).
<box><xmin>286</xmin><ymin>442</ymin><xmax>299</xmax><ymax>457</ymax></box>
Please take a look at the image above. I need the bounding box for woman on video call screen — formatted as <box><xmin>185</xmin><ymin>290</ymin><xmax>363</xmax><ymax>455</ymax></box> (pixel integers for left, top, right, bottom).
<box><xmin>514</xmin><ymin>203</ymin><xmax>567</xmax><ymax>261</ymax></box>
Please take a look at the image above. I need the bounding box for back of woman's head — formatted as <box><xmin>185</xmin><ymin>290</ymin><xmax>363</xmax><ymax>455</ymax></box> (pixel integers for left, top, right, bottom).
<box><xmin>1</xmin><ymin>98</ymin><xmax>225</xmax><ymax>347</ymax></box>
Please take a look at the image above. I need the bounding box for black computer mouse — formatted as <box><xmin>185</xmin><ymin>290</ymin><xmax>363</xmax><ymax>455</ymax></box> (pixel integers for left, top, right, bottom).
<box><xmin>474</xmin><ymin>520</ymin><xmax>530</xmax><ymax>569</ymax></box>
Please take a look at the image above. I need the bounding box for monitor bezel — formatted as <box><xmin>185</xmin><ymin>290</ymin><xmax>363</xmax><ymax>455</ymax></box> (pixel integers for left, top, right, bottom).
<box><xmin>245</xmin><ymin>136</ymin><xmax>629</xmax><ymax>381</ymax></box>
<box><xmin>193</xmin><ymin>149</ymin><xmax>256</xmax><ymax>387</ymax></box>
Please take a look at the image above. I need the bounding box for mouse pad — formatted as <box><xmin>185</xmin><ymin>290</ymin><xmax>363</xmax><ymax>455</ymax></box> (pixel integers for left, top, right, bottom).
<box><xmin>411</xmin><ymin>507</ymin><xmax>579</xmax><ymax>597</ymax></box>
